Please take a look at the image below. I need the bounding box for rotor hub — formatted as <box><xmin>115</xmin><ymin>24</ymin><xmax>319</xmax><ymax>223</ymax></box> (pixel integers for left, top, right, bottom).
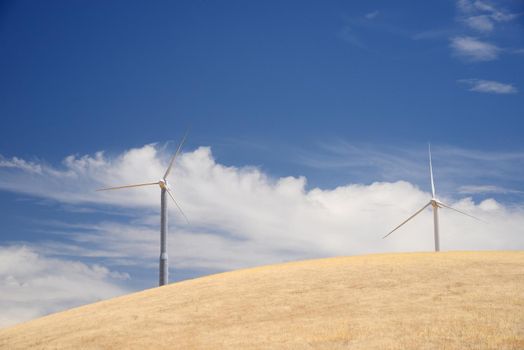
<box><xmin>158</xmin><ymin>179</ymin><xmax>168</xmax><ymax>189</ymax></box>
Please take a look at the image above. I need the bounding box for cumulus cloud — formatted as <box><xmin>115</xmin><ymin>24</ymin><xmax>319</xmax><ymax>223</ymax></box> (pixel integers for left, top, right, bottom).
<box><xmin>0</xmin><ymin>145</ymin><xmax>167</xmax><ymax>208</ymax></box>
<box><xmin>450</xmin><ymin>36</ymin><xmax>500</xmax><ymax>61</ymax></box>
<box><xmin>0</xmin><ymin>145</ymin><xmax>523</xmax><ymax>257</ymax></box>
<box><xmin>0</xmin><ymin>245</ymin><xmax>129</xmax><ymax>328</ymax></box>
<box><xmin>458</xmin><ymin>79</ymin><xmax>517</xmax><ymax>94</ymax></box>
<box><xmin>0</xmin><ymin>156</ymin><xmax>42</xmax><ymax>174</ymax></box>
<box><xmin>1</xmin><ymin>144</ymin><xmax>524</xmax><ymax>327</ymax></box>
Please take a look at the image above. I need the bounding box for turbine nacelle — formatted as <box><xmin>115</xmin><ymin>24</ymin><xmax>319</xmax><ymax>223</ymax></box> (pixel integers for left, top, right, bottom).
<box><xmin>158</xmin><ymin>179</ymin><xmax>169</xmax><ymax>190</ymax></box>
<box><xmin>430</xmin><ymin>199</ymin><xmax>441</xmax><ymax>208</ymax></box>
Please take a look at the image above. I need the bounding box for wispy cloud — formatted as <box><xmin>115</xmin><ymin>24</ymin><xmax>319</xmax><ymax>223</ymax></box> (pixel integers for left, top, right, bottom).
<box><xmin>458</xmin><ymin>185</ymin><xmax>524</xmax><ymax>195</ymax></box>
<box><xmin>365</xmin><ymin>11</ymin><xmax>379</xmax><ymax>20</ymax></box>
<box><xmin>464</xmin><ymin>15</ymin><xmax>494</xmax><ymax>32</ymax></box>
<box><xmin>450</xmin><ymin>36</ymin><xmax>500</xmax><ymax>61</ymax></box>
<box><xmin>412</xmin><ymin>29</ymin><xmax>454</xmax><ymax>40</ymax></box>
<box><xmin>458</xmin><ymin>79</ymin><xmax>517</xmax><ymax>94</ymax></box>
<box><xmin>296</xmin><ymin>141</ymin><xmax>524</xmax><ymax>197</ymax></box>
<box><xmin>338</xmin><ymin>11</ymin><xmax>389</xmax><ymax>48</ymax></box>
<box><xmin>446</xmin><ymin>1</ymin><xmax>523</xmax><ymax>64</ymax></box>
<box><xmin>456</xmin><ymin>0</ymin><xmax>518</xmax><ymax>33</ymax></box>
<box><xmin>416</xmin><ymin>0</ymin><xmax>519</xmax><ymax>40</ymax></box>
<box><xmin>338</xmin><ymin>26</ymin><xmax>365</xmax><ymax>47</ymax></box>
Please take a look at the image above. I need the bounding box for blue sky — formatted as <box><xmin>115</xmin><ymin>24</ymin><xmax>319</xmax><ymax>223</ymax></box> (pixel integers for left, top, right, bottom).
<box><xmin>0</xmin><ymin>0</ymin><xmax>523</xmax><ymax>327</ymax></box>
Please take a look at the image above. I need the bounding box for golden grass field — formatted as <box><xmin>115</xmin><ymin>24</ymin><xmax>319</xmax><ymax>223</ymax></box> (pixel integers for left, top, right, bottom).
<box><xmin>0</xmin><ymin>251</ymin><xmax>523</xmax><ymax>349</ymax></box>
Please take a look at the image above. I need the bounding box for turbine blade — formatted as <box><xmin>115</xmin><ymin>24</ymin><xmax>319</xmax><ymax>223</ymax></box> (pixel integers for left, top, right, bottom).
<box><xmin>429</xmin><ymin>143</ymin><xmax>436</xmax><ymax>198</ymax></box>
<box><xmin>437</xmin><ymin>201</ymin><xmax>484</xmax><ymax>222</ymax></box>
<box><xmin>96</xmin><ymin>182</ymin><xmax>158</xmax><ymax>191</ymax></box>
<box><xmin>166</xmin><ymin>187</ymin><xmax>190</xmax><ymax>225</ymax></box>
<box><xmin>163</xmin><ymin>131</ymin><xmax>189</xmax><ymax>180</ymax></box>
<box><xmin>383</xmin><ymin>202</ymin><xmax>432</xmax><ymax>239</ymax></box>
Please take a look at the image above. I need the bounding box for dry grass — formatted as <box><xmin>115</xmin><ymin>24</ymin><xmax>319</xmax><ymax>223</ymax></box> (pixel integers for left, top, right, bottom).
<box><xmin>1</xmin><ymin>251</ymin><xmax>523</xmax><ymax>349</ymax></box>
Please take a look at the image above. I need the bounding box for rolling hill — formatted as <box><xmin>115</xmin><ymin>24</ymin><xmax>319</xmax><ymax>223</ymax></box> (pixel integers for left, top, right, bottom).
<box><xmin>1</xmin><ymin>251</ymin><xmax>523</xmax><ymax>349</ymax></box>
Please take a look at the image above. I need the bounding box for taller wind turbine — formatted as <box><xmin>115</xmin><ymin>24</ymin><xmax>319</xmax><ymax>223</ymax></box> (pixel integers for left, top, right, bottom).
<box><xmin>97</xmin><ymin>135</ymin><xmax>189</xmax><ymax>286</ymax></box>
<box><xmin>383</xmin><ymin>144</ymin><xmax>480</xmax><ymax>252</ymax></box>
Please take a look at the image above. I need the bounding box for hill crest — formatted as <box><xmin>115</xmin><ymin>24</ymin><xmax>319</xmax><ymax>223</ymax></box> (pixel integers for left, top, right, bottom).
<box><xmin>1</xmin><ymin>251</ymin><xmax>523</xmax><ymax>349</ymax></box>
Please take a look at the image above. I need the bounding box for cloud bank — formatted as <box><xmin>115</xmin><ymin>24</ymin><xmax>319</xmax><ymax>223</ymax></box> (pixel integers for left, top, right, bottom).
<box><xmin>1</xmin><ymin>144</ymin><xmax>524</xmax><ymax>327</ymax></box>
<box><xmin>0</xmin><ymin>245</ymin><xmax>128</xmax><ymax>328</ymax></box>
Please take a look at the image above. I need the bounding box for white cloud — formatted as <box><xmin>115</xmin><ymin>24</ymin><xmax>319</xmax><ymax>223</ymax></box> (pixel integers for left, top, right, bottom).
<box><xmin>0</xmin><ymin>144</ymin><xmax>167</xmax><ymax>208</ymax></box>
<box><xmin>447</xmin><ymin>1</ymin><xmax>522</xmax><ymax>65</ymax></box>
<box><xmin>0</xmin><ymin>145</ymin><xmax>523</xmax><ymax>259</ymax></box>
<box><xmin>450</xmin><ymin>36</ymin><xmax>500</xmax><ymax>61</ymax></box>
<box><xmin>457</xmin><ymin>0</ymin><xmax>476</xmax><ymax>13</ymax></box>
<box><xmin>0</xmin><ymin>245</ymin><xmax>129</xmax><ymax>329</ymax></box>
<box><xmin>472</xmin><ymin>1</ymin><xmax>517</xmax><ymax>22</ymax></box>
<box><xmin>1</xmin><ymin>144</ymin><xmax>524</xmax><ymax>327</ymax></box>
<box><xmin>29</xmin><ymin>176</ymin><xmax>524</xmax><ymax>270</ymax></box>
<box><xmin>0</xmin><ymin>156</ymin><xmax>42</xmax><ymax>174</ymax></box>
<box><xmin>465</xmin><ymin>15</ymin><xmax>494</xmax><ymax>32</ymax></box>
<box><xmin>459</xmin><ymin>79</ymin><xmax>517</xmax><ymax>94</ymax></box>
<box><xmin>456</xmin><ymin>0</ymin><xmax>518</xmax><ymax>32</ymax></box>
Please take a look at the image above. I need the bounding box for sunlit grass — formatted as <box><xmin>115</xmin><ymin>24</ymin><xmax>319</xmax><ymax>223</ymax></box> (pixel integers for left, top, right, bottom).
<box><xmin>1</xmin><ymin>251</ymin><xmax>523</xmax><ymax>349</ymax></box>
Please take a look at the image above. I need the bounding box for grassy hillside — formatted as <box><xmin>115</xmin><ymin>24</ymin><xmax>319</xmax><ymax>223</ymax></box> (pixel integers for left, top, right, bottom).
<box><xmin>1</xmin><ymin>251</ymin><xmax>523</xmax><ymax>349</ymax></box>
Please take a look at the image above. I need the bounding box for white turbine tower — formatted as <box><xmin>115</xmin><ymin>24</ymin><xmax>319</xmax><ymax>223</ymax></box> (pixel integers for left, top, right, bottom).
<box><xmin>383</xmin><ymin>144</ymin><xmax>481</xmax><ymax>252</ymax></box>
<box><xmin>97</xmin><ymin>135</ymin><xmax>189</xmax><ymax>286</ymax></box>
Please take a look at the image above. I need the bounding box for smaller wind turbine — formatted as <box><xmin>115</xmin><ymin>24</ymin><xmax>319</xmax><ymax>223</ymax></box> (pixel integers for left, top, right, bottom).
<box><xmin>383</xmin><ymin>144</ymin><xmax>481</xmax><ymax>252</ymax></box>
<box><xmin>97</xmin><ymin>134</ymin><xmax>189</xmax><ymax>286</ymax></box>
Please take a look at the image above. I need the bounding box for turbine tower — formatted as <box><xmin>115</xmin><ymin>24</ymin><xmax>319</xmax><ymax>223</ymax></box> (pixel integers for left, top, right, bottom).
<box><xmin>97</xmin><ymin>135</ymin><xmax>189</xmax><ymax>286</ymax></box>
<box><xmin>383</xmin><ymin>144</ymin><xmax>480</xmax><ymax>252</ymax></box>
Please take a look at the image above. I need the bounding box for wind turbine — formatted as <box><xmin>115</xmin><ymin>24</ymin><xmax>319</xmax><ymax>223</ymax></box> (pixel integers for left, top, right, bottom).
<box><xmin>97</xmin><ymin>135</ymin><xmax>189</xmax><ymax>286</ymax></box>
<box><xmin>383</xmin><ymin>144</ymin><xmax>480</xmax><ymax>252</ymax></box>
